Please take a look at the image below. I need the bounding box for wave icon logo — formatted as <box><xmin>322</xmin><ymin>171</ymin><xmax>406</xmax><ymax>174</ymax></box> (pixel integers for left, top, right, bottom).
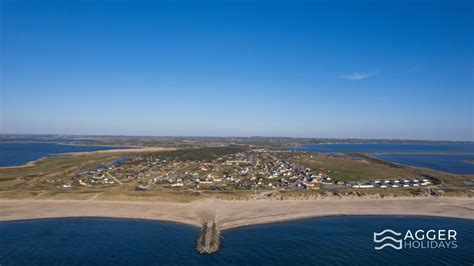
<box><xmin>374</xmin><ymin>229</ymin><xmax>403</xmax><ymax>250</ymax></box>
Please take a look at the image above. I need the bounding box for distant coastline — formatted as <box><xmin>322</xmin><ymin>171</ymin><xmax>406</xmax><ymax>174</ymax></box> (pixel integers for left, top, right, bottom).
<box><xmin>2</xmin><ymin>134</ymin><xmax>473</xmax><ymax>146</ymax></box>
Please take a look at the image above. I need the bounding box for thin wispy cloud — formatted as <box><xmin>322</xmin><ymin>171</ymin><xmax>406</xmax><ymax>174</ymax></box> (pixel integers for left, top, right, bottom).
<box><xmin>342</xmin><ymin>72</ymin><xmax>376</xmax><ymax>81</ymax></box>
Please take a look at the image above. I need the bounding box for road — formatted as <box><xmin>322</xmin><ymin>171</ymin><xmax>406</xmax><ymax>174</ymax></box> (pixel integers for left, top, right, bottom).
<box><xmin>106</xmin><ymin>172</ymin><xmax>123</xmax><ymax>185</ymax></box>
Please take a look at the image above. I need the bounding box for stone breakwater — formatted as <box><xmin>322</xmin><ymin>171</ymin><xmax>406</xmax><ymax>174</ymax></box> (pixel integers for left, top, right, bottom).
<box><xmin>196</xmin><ymin>221</ymin><xmax>221</xmax><ymax>254</ymax></box>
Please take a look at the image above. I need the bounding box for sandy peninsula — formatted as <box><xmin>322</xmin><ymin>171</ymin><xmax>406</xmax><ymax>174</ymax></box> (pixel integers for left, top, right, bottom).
<box><xmin>0</xmin><ymin>197</ymin><xmax>472</xmax><ymax>229</ymax></box>
<box><xmin>66</xmin><ymin>146</ymin><xmax>174</xmax><ymax>155</ymax></box>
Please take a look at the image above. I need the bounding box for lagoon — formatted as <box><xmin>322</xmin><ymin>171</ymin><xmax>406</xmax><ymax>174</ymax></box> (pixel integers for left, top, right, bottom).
<box><xmin>0</xmin><ymin>142</ymin><xmax>133</xmax><ymax>167</ymax></box>
<box><xmin>372</xmin><ymin>153</ymin><xmax>474</xmax><ymax>175</ymax></box>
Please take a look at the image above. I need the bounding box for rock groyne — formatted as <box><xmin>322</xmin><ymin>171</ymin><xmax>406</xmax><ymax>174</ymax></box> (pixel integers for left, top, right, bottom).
<box><xmin>196</xmin><ymin>221</ymin><xmax>221</xmax><ymax>254</ymax></box>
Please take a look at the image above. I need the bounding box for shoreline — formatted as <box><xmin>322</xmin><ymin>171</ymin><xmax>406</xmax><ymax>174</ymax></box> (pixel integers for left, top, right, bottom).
<box><xmin>279</xmin><ymin>148</ymin><xmax>474</xmax><ymax>176</ymax></box>
<box><xmin>0</xmin><ymin>146</ymin><xmax>172</xmax><ymax>170</ymax></box>
<box><xmin>2</xmin><ymin>213</ymin><xmax>472</xmax><ymax>232</ymax></box>
<box><xmin>1</xmin><ymin>197</ymin><xmax>472</xmax><ymax>230</ymax></box>
<box><xmin>365</xmin><ymin>153</ymin><xmax>474</xmax><ymax>176</ymax></box>
<box><xmin>222</xmin><ymin>213</ymin><xmax>474</xmax><ymax>232</ymax></box>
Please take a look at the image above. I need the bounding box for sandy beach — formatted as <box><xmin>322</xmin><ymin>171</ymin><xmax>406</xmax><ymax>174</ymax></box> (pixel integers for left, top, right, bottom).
<box><xmin>1</xmin><ymin>197</ymin><xmax>472</xmax><ymax>229</ymax></box>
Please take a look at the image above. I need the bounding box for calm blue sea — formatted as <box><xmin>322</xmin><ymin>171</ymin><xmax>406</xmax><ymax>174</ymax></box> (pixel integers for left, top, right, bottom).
<box><xmin>0</xmin><ymin>216</ymin><xmax>472</xmax><ymax>265</ymax></box>
<box><xmin>0</xmin><ymin>142</ymin><xmax>133</xmax><ymax>167</ymax></box>
<box><xmin>283</xmin><ymin>144</ymin><xmax>474</xmax><ymax>174</ymax></box>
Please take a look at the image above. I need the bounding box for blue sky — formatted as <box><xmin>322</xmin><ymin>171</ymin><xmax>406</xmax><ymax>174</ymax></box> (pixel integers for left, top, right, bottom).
<box><xmin>1</xmin><ymin>0</ymin><xmax>473</xmax><ymax>140</ymax></box>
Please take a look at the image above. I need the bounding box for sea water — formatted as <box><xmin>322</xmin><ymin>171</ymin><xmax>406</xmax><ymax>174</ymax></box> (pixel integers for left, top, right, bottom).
<box><xmin>0</xmin><ymin>216</ymin><xmax>472</xmax><ymax>265</ymax></box>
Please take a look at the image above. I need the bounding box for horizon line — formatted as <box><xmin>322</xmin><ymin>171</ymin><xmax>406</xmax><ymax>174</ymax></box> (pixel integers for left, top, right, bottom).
<box><xmin>0</xmin><ymin>133</ymin><xmax>472</xmax><ymax>143</ymax></box>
